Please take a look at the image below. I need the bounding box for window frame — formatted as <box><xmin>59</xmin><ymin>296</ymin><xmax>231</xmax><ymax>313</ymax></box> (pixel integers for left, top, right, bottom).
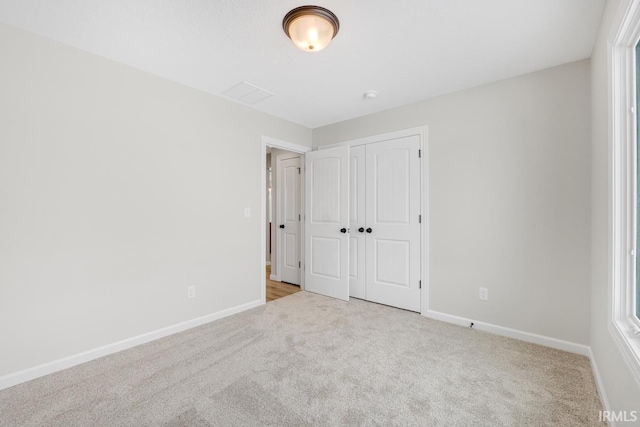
<box><xmin>610</xmin><ymin>0</ymin><xmax>640</xmax><ymax>388</ymax></box>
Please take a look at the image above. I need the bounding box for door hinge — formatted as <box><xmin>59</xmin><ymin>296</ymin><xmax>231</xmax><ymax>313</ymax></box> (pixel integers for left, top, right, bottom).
<box><xmin>299</xmin><ymin>261</ymin><xmax>301</xmax><ymax>268</ymax></box>
<box><xmin>298</xmin><ymin>167</ymin><xmax>301</xmax><ymax>174</ymax></box>
<box><xmin>419</xmin><ymin>280</ymin><xmax>422</xmax><ymax>289</ymax></box>
<box><xmin>299</xmin><ymin>214</ymin><xmax>301</xmax><ymax>221</ymax></box>
<box><xmin>418</xmin><ymin>149</ymin><xmax>421</xmax><ymax>158</ymax></box>
<box><xmin>419</xmin><ymin>214</ymin><xmax>421</xmax><ymax>223</ymax></box>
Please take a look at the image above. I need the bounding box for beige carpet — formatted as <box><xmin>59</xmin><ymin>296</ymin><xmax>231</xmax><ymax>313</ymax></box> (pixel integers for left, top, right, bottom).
<box><xmin>0</xmin><ymin>291</ymin><xmax>604</xmax><ymax>426</ymax></box>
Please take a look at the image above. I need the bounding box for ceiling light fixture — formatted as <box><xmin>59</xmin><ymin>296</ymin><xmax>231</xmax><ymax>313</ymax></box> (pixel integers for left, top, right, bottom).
<box><xmin>282</xmin><ymin>5</ymin><xmax>340</xmax><ymax>52</ymax></box>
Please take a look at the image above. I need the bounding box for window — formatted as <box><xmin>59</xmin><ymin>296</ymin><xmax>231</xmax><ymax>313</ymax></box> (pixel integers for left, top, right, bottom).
<box><xmin>611</xmin><ymin>0</ymin><xmax>640</xmax><ymax>388</ymax></box>
<box><xmin>637</xmin><ymin>40</ymin><xmax>640</xmax><ymax>322</ymax></box>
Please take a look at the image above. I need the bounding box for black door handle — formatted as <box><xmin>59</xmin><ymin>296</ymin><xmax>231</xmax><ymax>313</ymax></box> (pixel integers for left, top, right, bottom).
<box><xmin>358</xmin><ymin>227</ymin><xmax>365</xmax><ymax>233</ymax></box>
<box><xmin>366</xmin><ymin>228</ymin><xmax>372</xmax><ymax>233</ymax></box>
<box><xmin>340</xmin><ymin>228</ymin><xmax>347</xmax><ymax>233</ymax></box>
<box><xmin>279</xmin><ymin>224</ymin><xmax>285</xmax><ymax>229</ymax></box>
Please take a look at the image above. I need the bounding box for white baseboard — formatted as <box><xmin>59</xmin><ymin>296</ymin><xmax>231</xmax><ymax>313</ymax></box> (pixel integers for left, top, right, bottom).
<box><xmin>589</xmin><ymin>349</ymin><xmax>614</xmax><ymax>425</ymax></box>
<box><xmin>425</xmin><ymin>310</ymin><xmax>591</xmax><ymax>356</ymax></box>
<box><xmin>265</xmin><ymin>261</ymin><xmax>271</xmax><ymax>266</ymax></box>
<box><xmin>0</xmin><ymin>299</ymin><xmax>263</xmax><ymax>391</ymax></box>
<box><xmin>270</xmin><ymin>274</ymin><xmax>278</xmax><ymax>281</ymax></box>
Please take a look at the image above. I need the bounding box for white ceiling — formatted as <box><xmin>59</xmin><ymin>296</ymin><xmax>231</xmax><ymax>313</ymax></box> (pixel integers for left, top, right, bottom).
<box><xmin>0</xmin><ymin>0</ymin><xmax>606</xmax><ymax>128</ymax></box>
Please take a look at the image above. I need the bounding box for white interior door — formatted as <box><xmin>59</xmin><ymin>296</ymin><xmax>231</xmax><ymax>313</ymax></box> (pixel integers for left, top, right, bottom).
<box><xmin>278</xmin><ymin>156</ymin><xmax>301</xmax><ymax>285</ymax></box>
<box><xmin>365</xmin><ymin>136</ymin><xmax>421</xmax><ymax>312</ymax></box>
<box><xmin>305</xmin><ymin>146</ymin><xmax>350</xmax><ymax>301</ymax></box>
<box><xmin>349</xmin><ymin>145</ymin><xmax>366</xmax><ymax>299</ymax></box>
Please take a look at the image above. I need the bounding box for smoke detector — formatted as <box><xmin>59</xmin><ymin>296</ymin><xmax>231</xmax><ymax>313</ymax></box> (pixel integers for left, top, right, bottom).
<box><xmin>363</xmin><ymin>90</ymin><xmax>378</xmax><ymax>100</ymax></box>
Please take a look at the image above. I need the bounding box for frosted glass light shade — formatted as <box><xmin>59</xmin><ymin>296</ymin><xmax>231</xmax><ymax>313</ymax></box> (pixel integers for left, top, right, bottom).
<box><xmin>283</xmin><ymin>6</ymin><xmax>340</xmax><ymax>53</ymax></box>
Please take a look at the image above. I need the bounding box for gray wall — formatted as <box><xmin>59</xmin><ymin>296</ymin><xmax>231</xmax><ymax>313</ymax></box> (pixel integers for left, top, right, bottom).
<box><xmin>314</xmin><ymin>60</ymin><xmax>592</xmax><ymax>346</ymax></box>
<box><xmin>590</xmin><ymin>0</ymin><xmax>640</xmax><ymax>415</ymax></box>
<box><xmin>0</xmin><ymin>23</ymin><xmax>311</xmax><ymax>377</ymax></box>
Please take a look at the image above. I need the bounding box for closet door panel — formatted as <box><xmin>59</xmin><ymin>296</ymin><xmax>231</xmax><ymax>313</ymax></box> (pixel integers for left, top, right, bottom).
<box><xmin>349</xmin><ymin>145</ymin><xmax>366</xmax><ymax>299</ymax></box>
<box><xmin>305</xmin><ymin>146</ymin><xmax>350</xmax><ymax>301</ymax></box>
<box><xmin>365</xmin><ymin>136</ymin><xmax>421</xmax><ymax>312</ymax></box>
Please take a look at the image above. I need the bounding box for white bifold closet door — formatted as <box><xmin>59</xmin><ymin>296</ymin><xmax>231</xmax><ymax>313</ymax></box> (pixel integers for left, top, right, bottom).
<box><xmin>304</xmin><ymin>146</ymin><xmax>350</xmax><ymax>301</ymax></box>
<box><xmin>305</xmin><ymin>136</ymin><xmax>421</xmax><ymax>312</ymax></box>
<box><xmin>349</xmin><ymin>145</ymin><xmax>366</xmax><ymax>299</ymax></box>
<box><xmin>350</xmin><ymin>136</ymin><xmax>421</xmax><ymax>312</ymax></box>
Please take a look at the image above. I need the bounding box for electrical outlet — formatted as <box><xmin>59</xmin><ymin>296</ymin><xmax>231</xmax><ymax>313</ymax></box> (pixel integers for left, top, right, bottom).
<box><xmin>187</xmin><ymin>285</ymin><xmax>196</xmax><ymax>299</ymax></box>
<box><xmin>479</xmin><ymin>287</ymin><xmax>488</xmax><ymax>301</ymax></box>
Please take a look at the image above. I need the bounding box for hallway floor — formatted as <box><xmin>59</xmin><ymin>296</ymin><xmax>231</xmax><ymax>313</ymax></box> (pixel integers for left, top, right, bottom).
<box><xmin>266</xmin><ymin>265</ymin><xmax>301</xmax><ymax>302</ymax></box>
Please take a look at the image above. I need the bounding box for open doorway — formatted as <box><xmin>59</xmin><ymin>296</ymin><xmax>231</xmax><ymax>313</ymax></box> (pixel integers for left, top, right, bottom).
<box><xmin>261</xmin><ymin>137</ymin><xmax>311</xmax><ymax>304</ymax></box>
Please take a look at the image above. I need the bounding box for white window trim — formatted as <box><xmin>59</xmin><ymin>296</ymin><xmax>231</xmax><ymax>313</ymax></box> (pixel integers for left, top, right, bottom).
<box><xmin>610</xmin><ymin>0</ymin><xmax>640</xmax><ymax>388</ymax></box>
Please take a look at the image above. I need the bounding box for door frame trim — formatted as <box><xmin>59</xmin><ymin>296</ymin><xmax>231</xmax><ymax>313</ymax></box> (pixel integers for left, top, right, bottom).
<box><xmin>317</xmin><ymin>126</ymin><xmax>429</xmax><ymax>316</ymax></box>
<box><xmin>261</xmin><ymin>136</ymin><xmax>311</xmax><ymax>304</ymax></box>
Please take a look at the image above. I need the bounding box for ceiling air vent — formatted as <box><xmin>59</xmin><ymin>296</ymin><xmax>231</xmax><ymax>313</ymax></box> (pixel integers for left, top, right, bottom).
<box><xmin>222</xmin><ymin>81</ymin><xmax>273</xmax><ymax>104</ymax></box>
